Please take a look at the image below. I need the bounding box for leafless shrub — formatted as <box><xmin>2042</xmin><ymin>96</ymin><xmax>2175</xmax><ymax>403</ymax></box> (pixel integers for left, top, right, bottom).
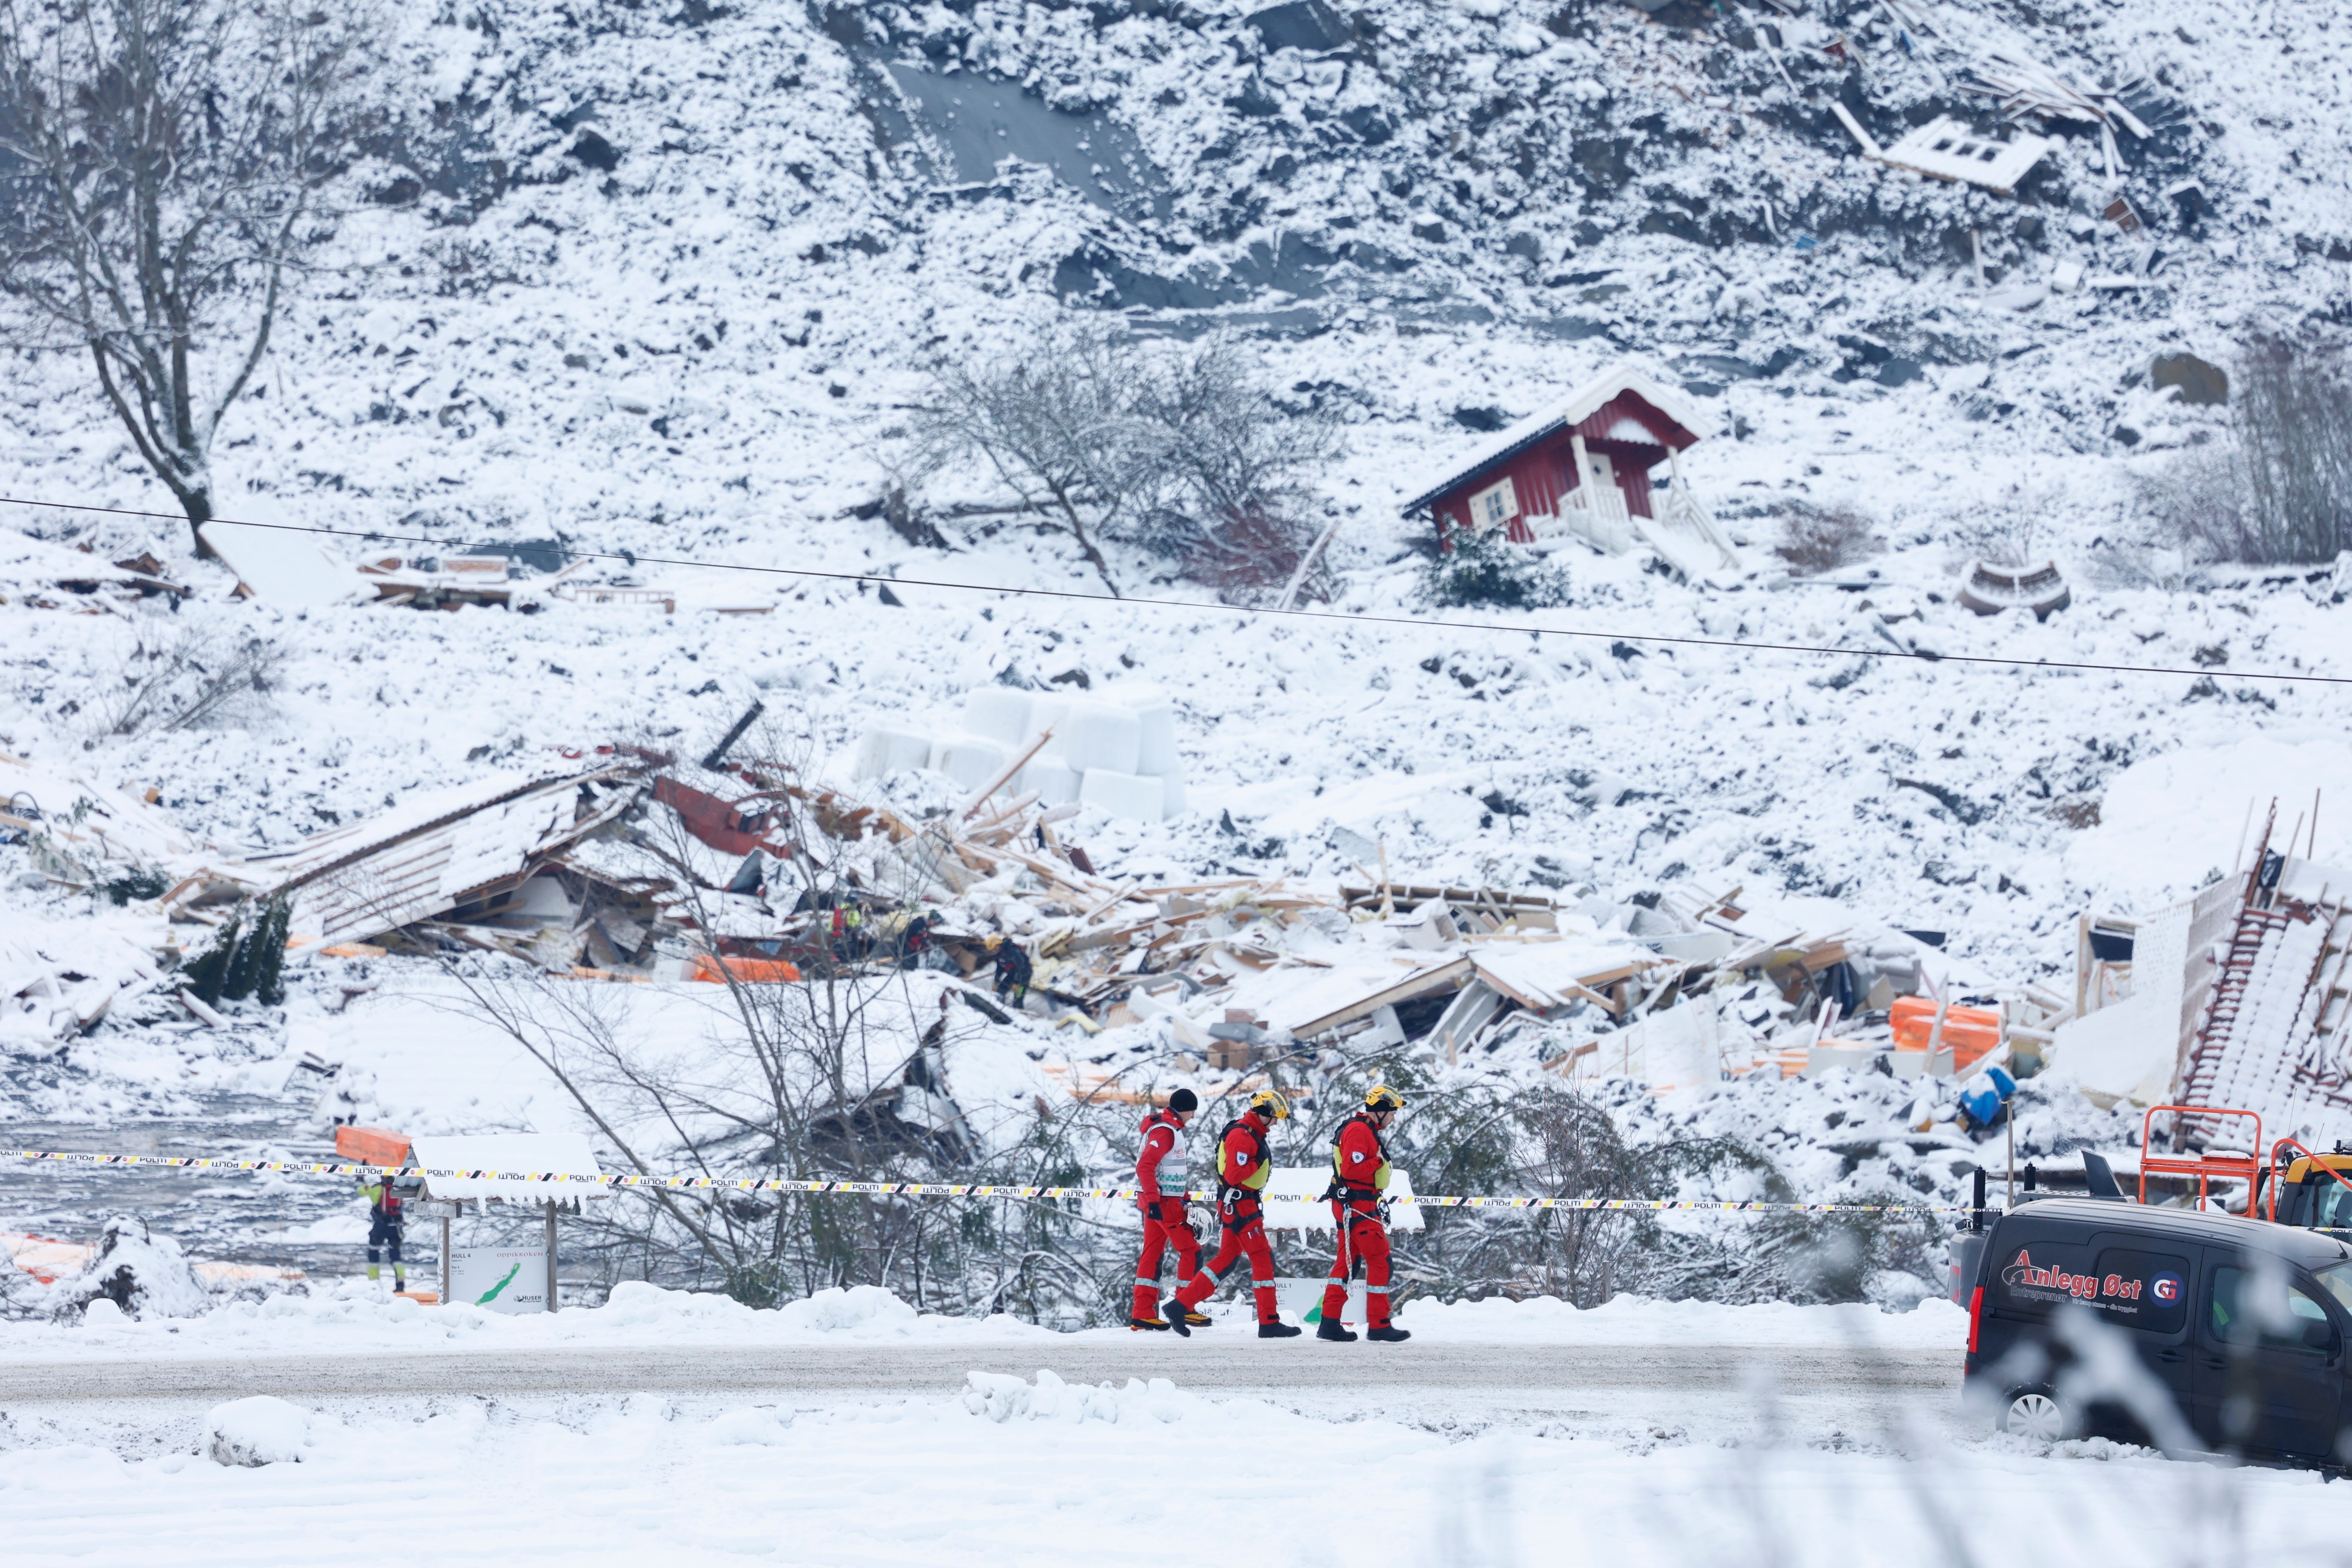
<box><xmin>906</xmin><ymin>326</ymin><xmax>1156</xmax><ymax>595</ymax></box>
<box><xmin>1945</xmin><ymin>486</ymin><xmax>2055</xmax><ymax>570</ymax></box>
<box><xmin>1772</xmin><ymin>502</ymin><xmax>1882</xmax><ymax>574</ymax></box>
<box><xmin>2158</xmin><ymin>336</ymin><xmax>2352</xmax><ymax>564</ymax></box>
<box><xmin>906</xmin><ymin>329</ymin><xmax>1341</xmax><ymax>600</ymax></box>
<box><xmin>98</xmin><ymin>629</ymin><xmax>285</xmax><ymax>737</ymax></box>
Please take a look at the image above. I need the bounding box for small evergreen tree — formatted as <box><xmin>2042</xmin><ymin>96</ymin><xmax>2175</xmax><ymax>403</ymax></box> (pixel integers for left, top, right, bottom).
<box><xmin>249</xmin><ymin>897</ymin><xmax>292</xmax><ymax>1007</ymax></box>
<box><xmin>184</xmin><ymin>917</ymin><xmax>241</xmax><ymax>1006</ymax></box>
<box><xmin>220</xmin><ymin>906</ymin><xmax>263</xmax><ymax>1001</ymax></box>
<box><xmin>1427</xmin><ymin>525</ymin><xmax>1571</xmax><ymax>609</ymax></box>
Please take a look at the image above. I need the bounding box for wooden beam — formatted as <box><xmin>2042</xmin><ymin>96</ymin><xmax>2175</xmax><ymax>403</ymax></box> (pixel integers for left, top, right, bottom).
<box><xmin>959</xmin><ymin>728</ymin><xmax>1056</xmax><ymax>820</ymax></box>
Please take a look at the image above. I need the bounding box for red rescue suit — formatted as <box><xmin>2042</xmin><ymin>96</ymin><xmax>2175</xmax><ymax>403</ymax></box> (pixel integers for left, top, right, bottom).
<box><xmin>1131</xmin><ymin>1107</ymin><xmax>1202</xmax><ymax>1320</ymax></box>
<box><xmin>1322</xmin><ymin>1113</ymin><xmax>1394</xmax><ymax>1330</ymax></box>
<box><xmin>1173</xmin><ymin>1111</ymin><xmax>1280</xmax><ymax>1325</ymax></box>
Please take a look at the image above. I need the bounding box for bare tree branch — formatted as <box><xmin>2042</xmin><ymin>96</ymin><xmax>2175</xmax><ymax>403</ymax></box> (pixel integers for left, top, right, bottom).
<box><xmin>0</xmin><ymin>0</ymin><xmax>383</xmax><ymax>549</ymax></box>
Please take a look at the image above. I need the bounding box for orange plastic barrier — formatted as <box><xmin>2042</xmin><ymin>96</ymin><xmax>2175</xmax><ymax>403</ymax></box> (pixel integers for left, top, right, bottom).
<box><xmin>688</xmin><ymin>954</ymin><xmax>803</xmax><ymax>984</ymax></box>
<box><xmin>334</xmin><ymin>1124</ymin><xmax>412</xmax><ymax>1167</ymax></box>
<box><xmin>1890</xmin><ymin>995</ymin><xmax>2003</xmax><ymax>1070</ymax></box>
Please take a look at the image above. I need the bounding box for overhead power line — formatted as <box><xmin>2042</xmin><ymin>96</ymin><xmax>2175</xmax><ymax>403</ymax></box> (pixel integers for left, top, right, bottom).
<box><xmin>3</xmin><ymin>492</ymin><xmax>2345</xmax><ymax>688</ymax></box>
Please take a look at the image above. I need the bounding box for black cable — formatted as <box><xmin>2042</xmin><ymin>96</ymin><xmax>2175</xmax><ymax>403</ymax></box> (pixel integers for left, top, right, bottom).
<box><xmin>4</xmin><ymin>491</ymin><xmax>2343</xmax><ymax>686</ymax></box>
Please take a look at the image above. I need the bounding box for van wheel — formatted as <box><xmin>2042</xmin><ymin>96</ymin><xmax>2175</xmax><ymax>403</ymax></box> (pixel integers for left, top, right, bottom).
<box><xmin>2001</xmin><ymin>1390</ymin><xmax>2071</xmax><ymax>1443</ymax></box>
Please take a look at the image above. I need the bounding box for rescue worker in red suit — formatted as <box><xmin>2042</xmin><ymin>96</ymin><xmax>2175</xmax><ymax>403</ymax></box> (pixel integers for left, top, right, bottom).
<box><xmin>1315</xmin><ymin>1085</ymin><xmax>1411</xmax><ymax>1343</ymax></box>
<box><xmin>1129</xmin><ymin>1088</ymin><xmax>1212</xmax><ymax>1331</ymax></box>
<box><xmin>1167</xmin><ymin>1090</ymin><xmax>1302</xmax><ymax>1338</ymax></box>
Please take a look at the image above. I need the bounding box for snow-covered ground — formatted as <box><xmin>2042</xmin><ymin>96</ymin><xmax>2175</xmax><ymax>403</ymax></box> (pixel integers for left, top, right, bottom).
<box><xmin>0</xmin><ymin>1279</ymin><xmax>1970</xmax><ymax>1361</ymax></box>
<box><xmin>6</xmin><ymin>1290</ymin><xmax>2300</xmax><ymax>1568</ymax></box>
<box><xmin>0</xmin><ymin>1357</ymin><xmax>2328</xmax><ymax>1568</ymax></box>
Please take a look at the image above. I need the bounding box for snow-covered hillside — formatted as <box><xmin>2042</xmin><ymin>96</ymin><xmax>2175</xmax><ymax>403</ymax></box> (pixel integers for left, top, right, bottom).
<box><xmin>4</xmin><ymin>0</ymin><xmax>2352</xmax><ymax>1309</ymax></box>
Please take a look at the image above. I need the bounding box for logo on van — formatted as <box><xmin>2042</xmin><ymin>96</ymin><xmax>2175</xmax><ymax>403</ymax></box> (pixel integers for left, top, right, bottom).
<box><xmin>2002</xmin><ymin>1250</ymin><xmax>2145</xmax><ymax>1303</ymax></box>
<box><xmin>2149</xmin><ymin>1272</ymin><xmax>2183</xmax><ymax>1305</ymax></box>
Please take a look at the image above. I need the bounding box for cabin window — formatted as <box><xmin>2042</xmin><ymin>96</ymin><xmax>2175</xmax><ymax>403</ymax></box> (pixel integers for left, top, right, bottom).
<box><xmin>1466</xmin><ymin>476</ymin><xmax>1519</xmax><ymax>531</ymax></box>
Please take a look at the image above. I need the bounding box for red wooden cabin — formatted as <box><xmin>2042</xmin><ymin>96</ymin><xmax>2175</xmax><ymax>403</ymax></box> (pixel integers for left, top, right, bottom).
<box><xmin>1400</xmin><ymin>364</ymin><xmax>1741</xmax><ymax>578</ymax></box>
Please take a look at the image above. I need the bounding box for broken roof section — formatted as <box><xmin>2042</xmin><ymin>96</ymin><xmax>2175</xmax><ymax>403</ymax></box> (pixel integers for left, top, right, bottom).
<box><xmin>198</xmin><ymin>499</ymin><xmax>368</xmax><ymax>609</ymax></box>
<box><xmin>245</xmin><ymin>760</ymin><xmax>654</xmax><ymax>947</ymax></box>
<box><xmin>1832</xmin><ymin>110</ymin><xmax>2052</xmax><ymax>197</ymax></box>
<box><xmin>0</xmin><ymin>532</ymin><xmax>185</xmax><ymax>609</ymax></box>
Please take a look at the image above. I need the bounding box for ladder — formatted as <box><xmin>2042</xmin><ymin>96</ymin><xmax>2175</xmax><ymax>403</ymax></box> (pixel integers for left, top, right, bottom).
<box><xmin>2180</xmin><ymin>901</ymin><xmax>2298</xmax><ymax>1111</ymax></box>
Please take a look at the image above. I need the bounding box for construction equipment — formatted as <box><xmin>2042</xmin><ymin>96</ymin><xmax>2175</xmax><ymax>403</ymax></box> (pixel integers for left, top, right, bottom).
<box><xmin>2139</xmin><ymin>1104</ymin><xmax>2262</xmax><ymax>1211</ymax></box>
<box><xmin>2262</xmin><ymin>1137</ymin><xmax>2352</xmax><ymax>1233</ymax></box>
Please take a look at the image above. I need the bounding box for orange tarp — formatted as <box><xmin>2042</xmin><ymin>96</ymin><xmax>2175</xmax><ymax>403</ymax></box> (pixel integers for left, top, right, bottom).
<box><xmin>1891</xmin><ymin>995</ymin><xmax>2003</xmax><ymax>1070</ymax></box>
<box><xmin>335</xmin><ymin>1124</ymin><xmax>412</xmax><ymax>1168</ymax></box>
<box><xmin>688</xmin><ymin>954</ymin><xmax>803</xmax><ymax>984</ymax></box>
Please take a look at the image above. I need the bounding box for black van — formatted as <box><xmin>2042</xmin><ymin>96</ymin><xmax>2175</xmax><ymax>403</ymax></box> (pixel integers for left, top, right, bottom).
<box><xmin>1963</xmin><ymin>1197</ymin><xmax>2352</xmax><ymax>1466</ymax></box>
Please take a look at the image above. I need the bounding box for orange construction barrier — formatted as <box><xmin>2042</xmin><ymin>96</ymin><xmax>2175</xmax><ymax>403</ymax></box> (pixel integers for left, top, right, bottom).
<box><xmin>1890</xmin><ymin>995</ymin><xmax>2003</xmax><ymax>1070</ymax></box>
<box><xmin>688</xmin><ymin>954</ymin><xmax>803</xmax><ymax>984</ymax></box>
<box><xmin>334</xmin><ymin>1124</ymin><xmax>411</xmax><ymax>1167</ymax></box>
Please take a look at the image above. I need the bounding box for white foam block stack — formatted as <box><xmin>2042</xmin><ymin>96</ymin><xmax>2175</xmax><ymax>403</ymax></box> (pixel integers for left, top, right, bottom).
<box><xmin>930</xmin><ymin>736</ymin><xmax>1011</xmax><ymax>793</ymax></box>
<box><xmin>852</xmin><ymin>728</ymin><xmax>933</xmax><ymax>781</ymax></box>
<box><xmin>851</xmin><ymin>684</ymin><xmax>1189</xmax><ymax>822</ymax></box>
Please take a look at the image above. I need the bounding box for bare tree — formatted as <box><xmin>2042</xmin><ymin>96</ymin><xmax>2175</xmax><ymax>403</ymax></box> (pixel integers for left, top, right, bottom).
<box><xmin>2229</xmin><ymin>335</ymin><xmax>2352</xmax><ymax>564</ymax></box>
<box><xmin>908</xmin><ymin>327</ymin><xmax>1155</xmax><ymax>596</ymax></box>
<box><xmin>0</xmin><ymin>0</ymin><xmax>380</xmax><ymax>551</ymax></box>
<box><xmin>2134</xmin><ymin>337</ymin><xmax>2352</xmax><ymax>567</ymax></box>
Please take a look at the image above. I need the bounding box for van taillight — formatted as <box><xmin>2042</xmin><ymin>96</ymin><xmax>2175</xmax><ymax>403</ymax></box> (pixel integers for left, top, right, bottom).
<box><xmin>1967</xmin><ymin>1286</ymin><xmax>1984</xmax><ymax>1355</ymax></box>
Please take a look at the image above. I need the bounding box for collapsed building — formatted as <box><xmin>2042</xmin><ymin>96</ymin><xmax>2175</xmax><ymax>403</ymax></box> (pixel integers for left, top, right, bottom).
<box><xmin>2055</xmin><ymin>802</ymin><xmax>2352</xmax><ymax>1158</ymax></box>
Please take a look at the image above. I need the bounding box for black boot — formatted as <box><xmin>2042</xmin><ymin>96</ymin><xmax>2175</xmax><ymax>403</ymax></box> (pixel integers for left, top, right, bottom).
<box><xmin>1316</xmin><ymin>1318</ymin><xmax>1358</xmax><ymax>1342</ymax></box>
<box><xmin>1129</xmin><ymin>1313</ymin><xmax>1170</xmax><ymax>1332</ymax></box>
<box><xmin>1164</xmin><ymin>1300</ymin><xmax>1191</xmax><ymax>1338</ymax></box>
<box><xmin>1258</xmin><ymin>1320</ymin><xmax>1303</xmax><ymax>1338</ymax></box>
<box><xmin>1367</xmin><ymin>1325</ymin><xmax>1411</xmax><ymax>1343</ymax></box>
<box><xmin>1182</xmin><ymin>1309</ymin><xmax>1212</xmax><ymax>1328</ymax></box>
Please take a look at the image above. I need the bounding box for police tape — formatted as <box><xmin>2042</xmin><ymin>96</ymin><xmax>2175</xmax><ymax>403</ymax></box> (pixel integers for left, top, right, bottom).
<box><xmin>5</xmin><ymin>1149</ymin><xmax>1973</xmax><ymax>1213</ymax></box>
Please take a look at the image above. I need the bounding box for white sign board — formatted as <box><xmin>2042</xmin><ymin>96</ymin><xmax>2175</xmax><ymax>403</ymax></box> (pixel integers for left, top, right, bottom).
<box><xmin>1256</xmin><ymin>1166</ymin><xmax>1424</xmax><ymax>1232</ymax></box>
<box><xmin>448</xmin><ymin>1245</ymin><xmax>551</xmax><ymax>1313</ymax></box>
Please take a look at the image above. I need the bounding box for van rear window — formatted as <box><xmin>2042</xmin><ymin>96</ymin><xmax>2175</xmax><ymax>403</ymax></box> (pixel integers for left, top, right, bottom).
<box><xmin>1992</xmin><ymin>1237</ymin><xmax>2189</xmax><ymax>1332</ymax></box>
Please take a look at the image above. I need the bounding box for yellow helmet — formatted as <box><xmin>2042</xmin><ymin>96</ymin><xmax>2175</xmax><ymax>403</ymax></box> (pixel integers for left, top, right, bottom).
<box><xmin>1249</xmin><ymin>1088</ymin><xmax>1292</xmax><ymax>1121</ymax></box>
<box><xmin>1365</xmin><ymin>1085</ymin><xmax>1405</xmax><ymax>1113</ymax></box>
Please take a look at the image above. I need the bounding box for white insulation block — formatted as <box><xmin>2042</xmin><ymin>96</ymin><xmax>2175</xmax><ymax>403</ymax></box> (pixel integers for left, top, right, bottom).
<box><xmin>1062</xmin><ymin>704</ymin><xmax>1143</xmax><ymax>775</ymax></box>
<box><xmin>1019</xmin><ymin>756</ymin><xmax>1083</xmax><ymax>807</ymax></box>
<box><xmin>1029</xmin><ymin>696</ymin><xmax>1072</xmax><ymax>748</ymax></box>
<box><xmin>1114</xmin><ymin>686</ymin><xmax>1182</xmax><ymax>777</ymax></box>
<box><xmin>1080</xmin><ymin>768</ymin><xmax>1164</xmax><ymax>823</ymax></box>
<box><xmin>962</xmin><ymin>688</ymin><xmax>1033</xmax><ymax>747</ymax></box>
<box><xmin>931</xmin><ymin>736</ymin><xmax>1009</xmax><ymax>792</ymax></box>
<box><xmin>854</xmin><ymin>727</ymin><xmax>934</xmax><ymax>781</ymax></box>
<box><xmin>1157</xmin><ymin>767</ymin><xmax>1187</xmax><ymax>819</ymax></box>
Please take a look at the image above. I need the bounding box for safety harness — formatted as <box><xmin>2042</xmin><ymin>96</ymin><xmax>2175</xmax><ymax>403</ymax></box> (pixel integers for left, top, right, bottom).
<box><xmin>1216</xmin><ymin>1115</ymin><xmax>1271</xmax><ymax>1212</ymax></box>
<box><xmin>1323</xmin><ymin>1112</ymin><xmax>1388</xmax><ymax>1207</ymax></box>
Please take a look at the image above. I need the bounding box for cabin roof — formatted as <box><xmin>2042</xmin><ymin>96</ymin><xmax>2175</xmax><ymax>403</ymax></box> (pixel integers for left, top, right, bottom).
<box><xmin>1399</xmin><ymin>364</ymin><xmax>1712</xmax><ymax>516</ymax></box>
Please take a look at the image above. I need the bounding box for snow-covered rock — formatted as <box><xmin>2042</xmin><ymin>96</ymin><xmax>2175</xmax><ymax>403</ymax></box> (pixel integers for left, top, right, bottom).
<box><xmin>52</xmin><ymin>1217</ymin><xmax>211</xmax><ymax>1322</ymax></box>
<box><xmin>205</xmin><ymin>1396</ymin><xmax>312</xmax><ymax>1467</ymax></box>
